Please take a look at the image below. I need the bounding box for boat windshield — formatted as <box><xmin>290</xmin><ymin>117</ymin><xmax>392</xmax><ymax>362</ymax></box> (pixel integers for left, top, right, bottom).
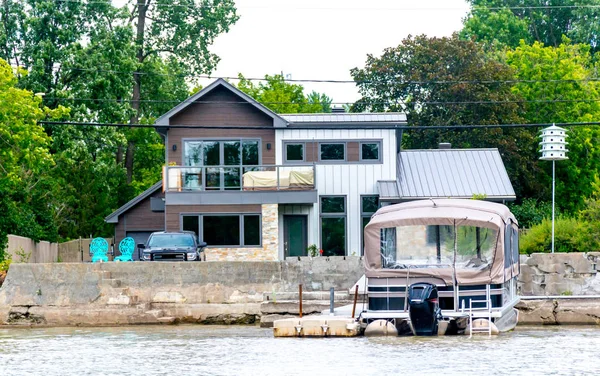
<box><xmin>380</xmin><ymin>225</ymin><xmax>497</xmax><ymax>270</ymax></box>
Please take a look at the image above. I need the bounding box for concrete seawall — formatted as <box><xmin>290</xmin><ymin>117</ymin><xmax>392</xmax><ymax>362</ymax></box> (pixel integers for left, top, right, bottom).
<box><xmin>2</xmin><ymin>253</ymin><xmax>600</xmax><ymax>327</ymax></box>
<box><xmin>0</xmin><ymin>258</ymin><xmax>364</xmax><ymax>326</ymax></box>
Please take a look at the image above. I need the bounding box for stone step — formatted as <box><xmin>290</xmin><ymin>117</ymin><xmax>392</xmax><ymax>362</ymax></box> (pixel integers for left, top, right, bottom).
<box><xmin>263</xmin><ymin>291</ymin><xmax>351</xmax><ymax>302</ymax></box>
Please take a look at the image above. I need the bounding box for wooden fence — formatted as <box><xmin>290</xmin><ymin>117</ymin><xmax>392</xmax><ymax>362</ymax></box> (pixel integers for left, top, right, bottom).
<box><xmin>6</xmin><ymin>235</ymin><xmax>114</xmax><ymax>263</ymax></box>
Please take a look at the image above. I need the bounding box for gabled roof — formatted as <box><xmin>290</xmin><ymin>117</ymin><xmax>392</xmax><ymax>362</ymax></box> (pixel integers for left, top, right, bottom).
<box><xmin>154</xmin><ymin>78</ymin><xmax>287</xmax><ymax>127</ymax></box>
<box><xmin>105</xmin><ymin>181</ymin><xmax>163</xmax><ymax>224</ymax></box>
<box><xmin>378</xmin><ymin>148</ymin><xmax>516</xmax><ymax>202</ymax></box>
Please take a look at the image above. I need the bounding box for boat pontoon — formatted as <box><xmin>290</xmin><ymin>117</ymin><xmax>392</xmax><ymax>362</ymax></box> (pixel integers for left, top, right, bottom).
<box><xmin>360</xmin><ymin>199</ymin><xmax>520</xmax><ymax>336</ymax></box>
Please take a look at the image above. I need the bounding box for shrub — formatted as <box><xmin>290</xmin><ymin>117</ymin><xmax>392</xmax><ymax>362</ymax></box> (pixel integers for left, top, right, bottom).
<box><xmin>508</xmin><ymin>198</ymin><xmax>553</xmax><ymax>229</ymax></box>
<box><xmin>0</xmin><ymin>255</ymin><xmax>11</xmax><ymax>288</ymax></box>
<box><xmin>520</xmin><ymin>217</ymin><xmax>600</xmax><ymax>254</ymax></box>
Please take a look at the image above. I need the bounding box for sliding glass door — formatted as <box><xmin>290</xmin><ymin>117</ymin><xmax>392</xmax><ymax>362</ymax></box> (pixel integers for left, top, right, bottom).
<box><xmin>184</xmin><ymin>139</ymin><xmax>259</xmax><ymax>190</ymax></box>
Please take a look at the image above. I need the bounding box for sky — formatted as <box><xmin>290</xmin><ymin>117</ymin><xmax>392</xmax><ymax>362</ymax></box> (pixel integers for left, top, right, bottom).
<box><xmin>205</xmin><ymin>0</ymin><xmax>471</xmax><ymax>105</ymax></box>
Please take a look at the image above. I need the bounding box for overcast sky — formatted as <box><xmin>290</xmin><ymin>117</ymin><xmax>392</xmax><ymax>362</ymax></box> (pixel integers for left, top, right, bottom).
<box><xmin>205</xmin><ymin>0</ymin><xmax>470</xmax><ymax>104</ymax></box>
<box><xmin>115</xmin><ymin>0</ymin><xmax>470</xmax><ymax>105</ymax></box>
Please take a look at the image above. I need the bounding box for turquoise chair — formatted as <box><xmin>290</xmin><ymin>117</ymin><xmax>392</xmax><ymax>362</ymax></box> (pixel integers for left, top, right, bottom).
<box><xmin>90</xmin><ymin>238</ymin><xmax>109</xmax><ymax>263</ymax></box>
<box><xmin>115</xmin><ymin>237</ymin><xmax>135</xmax><ymax>262</ymax></box>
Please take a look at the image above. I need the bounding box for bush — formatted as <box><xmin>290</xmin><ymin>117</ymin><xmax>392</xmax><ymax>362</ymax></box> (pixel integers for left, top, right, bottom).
<box><xmin>0</xmin><ymin>255</ymin><xmax>11</xmax><ymax>288</ymax></box>
<box><xmin>520</xmin><ymin>217</ymin><xmax>600</xmax><ymax>254</ymax></box>
<box><xmin>508</xmin><ymin>198</ymin><xmax>554</xmax><ymax>229</ymax></box>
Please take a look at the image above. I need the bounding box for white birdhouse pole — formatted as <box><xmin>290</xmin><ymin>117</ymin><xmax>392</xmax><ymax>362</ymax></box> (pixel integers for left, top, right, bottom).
<box><xmin>539</xmin><ymin>124</ymin><xmax>569</xmax><ymax>253</ymax></box>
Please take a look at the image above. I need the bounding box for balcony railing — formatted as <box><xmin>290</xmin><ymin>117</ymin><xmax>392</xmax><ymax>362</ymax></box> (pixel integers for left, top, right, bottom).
<box><xmin>163</xmin><ymin>165</ymin><xmax>316</xmax><ymax>192</ymax></box>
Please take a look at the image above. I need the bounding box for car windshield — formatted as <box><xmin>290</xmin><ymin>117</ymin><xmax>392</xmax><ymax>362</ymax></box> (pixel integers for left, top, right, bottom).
<box><xmin>148</xmin><ymin>234</ymin><xmax>195</xmax><ymax>247</ymax></box>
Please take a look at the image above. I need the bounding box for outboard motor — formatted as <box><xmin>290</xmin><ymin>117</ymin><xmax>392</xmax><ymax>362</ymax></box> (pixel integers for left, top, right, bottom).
<box><xmin>408</xmin><ymin>282</ymin><xmax>442</xmax><ymax>336</ymax></box>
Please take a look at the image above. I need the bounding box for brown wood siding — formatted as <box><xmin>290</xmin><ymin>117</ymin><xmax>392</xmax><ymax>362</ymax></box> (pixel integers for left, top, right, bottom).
<box><xmin>347</xmin><ymin>142</ymin><xmax>360</xmax><ymax>162</ymax></box>
<box><xmin>165</xmin><ymin>204</ymin><xmax>262</xmax><ymax>231</ymax></box>
<box><xmin>167</xmin><ymin>128</ymin><xmax>275</xmax><ymax>166</ymax></box>
<box><xmin>113</xmin><ymin>189</ymin><xmax>165</xmax><ymax>246</ymax></box>
<box><xmin>170</xmin><ymin>86</ymin><xmax>274</xmax><ymax>126</ymax></box>
<box><xmin>305</xmin><ymin>142</ymin><xmax>317</xmax><ymax>162</ymax></box>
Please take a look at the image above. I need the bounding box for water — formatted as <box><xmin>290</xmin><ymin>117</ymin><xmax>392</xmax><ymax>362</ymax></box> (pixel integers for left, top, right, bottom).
<box><xmin>0</xmin><ymin>325</ymin><xmax>597</xmax><ymax>376</ymax></box>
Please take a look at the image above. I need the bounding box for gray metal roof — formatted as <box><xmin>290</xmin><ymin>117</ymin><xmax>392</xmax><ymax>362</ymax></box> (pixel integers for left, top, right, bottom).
<box><xmin>377</xmin><ymin>180</ymin><xmax>400</xmax><ymax>200</ymax></box>
<box><xmin>281</xmin><ymin>112</ymin><xmax>407</xmax><ymax>124</ymax></box>
<box><xmin>105</xmin><ymin>181</ymin><xmax>163</xmax><ymax>223</ymax></box>
<box><xmin>379</xmin><ymin>148</ymin><xmax>515</xmax><ymax>201</ymax></box>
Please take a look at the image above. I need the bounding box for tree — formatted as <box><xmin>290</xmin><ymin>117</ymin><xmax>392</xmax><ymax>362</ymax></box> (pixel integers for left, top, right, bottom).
<box><xmin>506</xmin><ymin>40</ymin><xmax>600</xmax><ymax>212</ymax></box>
<box><xmin>0</xmin><ymin>59</ymin><xmax>68</xmax><ymax>254</ymax></box>
<box><xmin>237</xmin><ymin>74</ymin><xmax>332</xmax><ymax>113</ymax></box>
<box><xmin>461</xmin><ymin>0</ymin><xmax>600</xmax><ymax>52</ymax></box>
<box><xmin>350</xmin><ymin>34</ymin><xmax>541</xmax><ymax>199</ymax></box>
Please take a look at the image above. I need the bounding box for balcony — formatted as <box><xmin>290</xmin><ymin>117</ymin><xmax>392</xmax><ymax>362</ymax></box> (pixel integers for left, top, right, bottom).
<box><xmin>163</xmin><ymin>165</ymin><xmax>317</xmax><ymax>205</ymax></box>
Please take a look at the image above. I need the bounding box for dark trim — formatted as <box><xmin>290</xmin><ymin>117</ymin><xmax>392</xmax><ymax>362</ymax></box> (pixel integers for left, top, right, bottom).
<box><xmin>166</xmin><ymin>190</ymin><xmax>318</xmax><ymax>205</ymax></box>
<box><xmin>283</xmin><ymin>141</ymin><xmax>306</xmax><ymax>163</ymax></box>
<box><xmin>318</xmin><ymin>142</ymin><xmax>346</xmax><ymax>162</ymax></box>
<box><xmin>319</xmin><ymin>195</ymin><xmax>347</xmax><ymax>256</ymax></box>
<box><xmin>283</xmin><ymin>139</ymin><xmax>384</xmax><ymax>165</ymax></box>
<box><xmin>105</xmin><ymin>181</ymin><xmax>163</xmax><ymax>223</ymax></box>
<box><xmin>359</xmin><ymin>141</ymin><xmax>382</xmax><ymax>162</ymax></box>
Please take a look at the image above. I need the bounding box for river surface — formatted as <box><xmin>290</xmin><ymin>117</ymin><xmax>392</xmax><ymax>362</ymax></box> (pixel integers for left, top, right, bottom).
<box><xmin>0</xmin><ymin>325</ymin><xmax>597</xmax><ymax>375</ymax></box>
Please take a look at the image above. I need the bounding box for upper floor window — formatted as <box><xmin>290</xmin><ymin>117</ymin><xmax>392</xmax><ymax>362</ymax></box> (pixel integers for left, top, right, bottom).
<box><xmin>320</xmin><ymin>143</ymin><xmax>345</xmax><ymax>161</ymax></box>
<box><xmin>184</xmin><ymin>139</ymin><xmax>259</xmax><ymax>167</ymax></box>
<box><xmin>285</xmin><ymin>143</ymin><xmax>305</xmax><ymax>162</ymax></box>
<box><xmin>361</xmin><ymin>142</ymin><xmax>380</xmax><ymax>161</ymax></box>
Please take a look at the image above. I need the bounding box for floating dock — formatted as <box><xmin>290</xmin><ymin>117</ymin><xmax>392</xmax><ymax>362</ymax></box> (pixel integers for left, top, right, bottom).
<box><xmin>273</xmin><ymin>316</ymin><xmax>360</xmax><ymax>337</ymax></box>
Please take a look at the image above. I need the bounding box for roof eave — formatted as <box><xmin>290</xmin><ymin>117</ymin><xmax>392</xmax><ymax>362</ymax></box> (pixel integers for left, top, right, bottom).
<box><xmin>104</xmin><ymin>181</ymin><xmax>163</xmax><ymax>224</ymax></box>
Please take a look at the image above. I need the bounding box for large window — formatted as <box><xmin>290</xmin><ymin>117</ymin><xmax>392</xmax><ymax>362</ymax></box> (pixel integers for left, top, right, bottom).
<box><xmin>183</xmin><ymin>139</ymin><xmax>260</xmax><ymax>190</ymax></box>
<box><xmin>361</xmin><ymin>142</ymin><xmax>380</xmax><ymax>161</ymax></box>
<box><xmin>285</xmin><ymin>143</ymin><xmax>305</xmax><ymax>162</ymax></box>
<box><xmin>320</xmin><ymin>143</ymin><xmax>345</xmax><ymax>161</ymax></box>
<box><xmin>380</xmin><ymin>225</ymin><xmax>497</xmax><ymax>269</ymax></box>
<box><xmin>320</xmin><ymin>196</ymin><xmax>346</xmax><ymax>256</ymax></box>
<box><xmin>182</xmin><ymin>214</ymin><xmax>261</xmax><ymax>247</ymax></box>
<box><xmin>361</xmin><ymin>195</ymin><xmax>379</xmax><ymax>254</ymax></box>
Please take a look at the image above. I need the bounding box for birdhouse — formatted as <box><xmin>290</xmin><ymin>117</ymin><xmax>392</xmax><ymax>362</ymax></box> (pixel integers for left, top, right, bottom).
<box><xmin>539</xmin><ymin>124</ymin><xmax>568</xmax><ymax>161</ymax></box>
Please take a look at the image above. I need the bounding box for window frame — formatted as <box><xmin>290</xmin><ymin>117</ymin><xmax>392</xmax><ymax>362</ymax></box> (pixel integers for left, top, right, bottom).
<box><xmin>182</xmin><ymin>138</ymin><xmax>262</xmax><ymax>167</ymax></box>
<box><xmin>283</xmin><ymin>142</ymin><xmax>306</xmax><ymax>163</ymax></box>
<box><xmin>360</xmin><ymin>195</ymin><xmax>379</xmax><ymax>255</ymax></box>
<box><xmin>180</xmin><ymin>213</ymin><xmax>262</xmax><ymax>248</ymax></box>
<box><xmin>319</xmin><ymin>142</ymin><xmax>346</xmax><ymax>162</ymax></box>
<box><xmin>319</xmin><ymin>195</ymin><xmax>347</xmax><ymax>256</ymax></box>
<box><xmin>359</xmin><ymin>141</ymin><xmax>382</xmax><ymax>162</ymax></box>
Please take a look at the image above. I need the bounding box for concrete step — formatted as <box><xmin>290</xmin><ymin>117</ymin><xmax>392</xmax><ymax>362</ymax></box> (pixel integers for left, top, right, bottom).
<box><xmin>263</xmin><ymin>291</ymin><xmax>351</xmax><ymax>302</ymax></box>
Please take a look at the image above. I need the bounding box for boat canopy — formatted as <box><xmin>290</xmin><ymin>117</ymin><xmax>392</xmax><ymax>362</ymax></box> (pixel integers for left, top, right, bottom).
<box><xmin>363</xmin><ymin>199</ymin><xmax>520</xmax><ymax>285</ymax></box>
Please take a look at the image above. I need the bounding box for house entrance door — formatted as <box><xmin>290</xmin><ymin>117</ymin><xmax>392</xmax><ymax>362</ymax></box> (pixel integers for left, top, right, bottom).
<box><xmin>283</xmin><ymin>215</ymin><xmax>307</xmax><ymax>258</ymax></box>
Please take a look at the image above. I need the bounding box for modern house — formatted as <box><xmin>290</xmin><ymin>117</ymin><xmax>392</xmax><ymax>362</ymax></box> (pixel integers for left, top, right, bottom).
<box><xmin>105</xmin><ymin>78</ymin><xmax>516</xmax><ymax>261</ymax></box>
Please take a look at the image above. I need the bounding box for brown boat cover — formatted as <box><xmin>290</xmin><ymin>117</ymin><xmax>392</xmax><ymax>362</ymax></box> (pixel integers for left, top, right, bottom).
<box><xmin>363</xmin><ymin>199</ymin><xmax>519</xmax><ymax>285</ymax></box>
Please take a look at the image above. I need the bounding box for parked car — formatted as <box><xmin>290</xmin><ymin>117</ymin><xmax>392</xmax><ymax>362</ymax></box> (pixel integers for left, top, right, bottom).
<box><xmin>138</xmin><ymin>231</ymin><xmax>207</xmax><ymax>261</ymax></box>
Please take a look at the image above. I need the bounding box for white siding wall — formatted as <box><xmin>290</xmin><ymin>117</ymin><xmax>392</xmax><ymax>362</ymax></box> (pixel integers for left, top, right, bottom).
<box><xmin>276</xmin><ymin>129</ymin><xmax>397</xmax><ymax>256</ymax></box>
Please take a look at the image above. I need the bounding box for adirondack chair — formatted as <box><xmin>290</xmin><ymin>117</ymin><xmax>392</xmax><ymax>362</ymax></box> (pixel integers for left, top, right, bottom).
<box><xmin>90</xmin><ymin>237</ymin><xmax>109</xmax><ymax>263</ymax></box>
<box><xmin>114</xmin><ymin>237</ymin><xmax>135</xmax><ymax>262</ymax></box>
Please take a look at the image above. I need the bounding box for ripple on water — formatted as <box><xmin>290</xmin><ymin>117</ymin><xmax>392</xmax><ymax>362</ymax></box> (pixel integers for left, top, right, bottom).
<box><xmin>0</xmin><ymin>325</ymin><xmax>598</xmax><ymax>376</ymax></box>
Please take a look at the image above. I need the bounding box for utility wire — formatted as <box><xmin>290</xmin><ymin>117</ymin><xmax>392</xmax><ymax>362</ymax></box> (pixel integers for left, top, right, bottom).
<box><xmin>37</xmin><ymin>0</ymin><xmax>600</xmax><ymax>11</ymax></box>
<box><xmin>40</xmin><ymin>97</ymin><xmax>600</xmax><ymax>106</ymax></box>
<box><xmin>13</xmin><ymin>64</ymin><xmax>600</xmax><ymax>86</ymax></box>
<box><xmin>39</xmin><ymin>120</ymin><xmax>600</xmax><ymax>130</ymax></box>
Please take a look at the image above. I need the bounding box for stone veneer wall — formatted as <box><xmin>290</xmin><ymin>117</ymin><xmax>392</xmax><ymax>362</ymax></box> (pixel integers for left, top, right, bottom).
<box><xmin>204</xmin><ymin>204</ymin><xmax>279</xmax><ymax>261</ymax></box>
<box><xmin>519</xmin><ymin>252</ymin><xmax>600</xmax><ymax>296</ymax></box>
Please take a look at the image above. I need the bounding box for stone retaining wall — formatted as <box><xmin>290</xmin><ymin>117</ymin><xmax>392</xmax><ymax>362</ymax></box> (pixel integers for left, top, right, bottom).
<box><xmin>0</xmin><ymin>257</ymin><xmax>363</xmax><ymax>326</ymax></box>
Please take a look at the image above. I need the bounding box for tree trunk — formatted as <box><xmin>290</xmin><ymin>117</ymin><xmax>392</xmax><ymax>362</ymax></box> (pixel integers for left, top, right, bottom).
<box><xmin>126</xmin><ymin>0</ymin><xmax>149</xmax><ymax>183</ymax></box>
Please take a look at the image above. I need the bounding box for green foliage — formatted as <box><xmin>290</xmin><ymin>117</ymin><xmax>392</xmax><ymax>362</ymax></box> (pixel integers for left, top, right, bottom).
<box><xmin>237</xmin><ymin>74</ymin><xmax>332</xmax><ymax>114</ymax></box>
<box><xmin>0</xmin><ymin>255</ymin><xmax>11</xmax><ymax>273</ymax></box>
<box><xmin>15</xmin><ymin>247</ymin><xmax>31</xmax><ymax>263</ymax></box>
<box><xmin>471</xmin><ymin>194</ymin><xmax>487</xmax><ymax>200</ymax></box>
<box><xmin>462</xmin><ymin>0</ymin><xmax>600</xmax><ymax>53</ymax></box>
<box><xmin>350</xmin><ymin>34</ymin><xmax>541</xmax><ymax>199</ymax></box>
<box><xmin>520</xmin><ymin>217</ymin><xmax>600</xmax><ymax>254</ymax></box>
<box><xmin>307</xmin><ymin>244</ymin><xmax>319</xmax><ymax>257</ymax></box>
<box><xmin>508</xmin><ymin>198</ymin><xmax>553</xmax><ymax>229</ymax></box>
<box><xmin>506</xmin><ymin>40</ymin><xmax>600</xmax><ymax>212</ymax></box>
<box><xmin>0</xmin><ymin>59</ymin><xmax>68</xmax><ymax>252</ymax></box>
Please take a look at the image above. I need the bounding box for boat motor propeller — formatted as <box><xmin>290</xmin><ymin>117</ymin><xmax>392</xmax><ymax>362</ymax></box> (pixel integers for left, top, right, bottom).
<box><xmin>408</xmin><ymin>282</ymin><xmax>442</xmax><ymax>336</ymax></box>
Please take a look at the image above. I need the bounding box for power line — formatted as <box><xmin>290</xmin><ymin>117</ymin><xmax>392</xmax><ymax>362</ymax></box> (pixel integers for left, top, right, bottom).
<box><xmin>39</xmin><ymin>0</ymin><xmax>600</xmax><ymax>11</ymax></box>
<box><xmin>39</xmin><ymin>120</ymin><xmax>600</xmax><ymax>130</ymax></box>
<box><xmin>41</xmin><ymin>97</ymin><xmax>600</xmax><ymax>106</ymax></box>
<box><xmin>14</xmin><ymin>64</ymin><xmax>600</xmax><ymax>86</ymax></box>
